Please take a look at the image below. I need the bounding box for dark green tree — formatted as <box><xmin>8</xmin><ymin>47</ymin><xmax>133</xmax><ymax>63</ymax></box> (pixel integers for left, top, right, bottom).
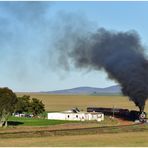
<box><xmin>29</xmin><ymin>98</ymin><xmax>45</xmax><ymax>116</ymax></box>
<box><xmin>15</xmin><ymin>96</ymin><xmax>45</xmax><ymax>117</ymax></box>
<box><xmin>15</xmin><ymin>95</ymin><xmax>30</xmax><ymax>113</ymax></box>
<box><xmin>0</xmin><ymin>87</ymin><xmax>18</xmax><ymax>127</ymax></box>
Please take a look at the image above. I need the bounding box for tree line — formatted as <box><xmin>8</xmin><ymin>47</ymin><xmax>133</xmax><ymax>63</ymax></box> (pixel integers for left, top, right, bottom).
<box><xmin>0</xmin><ymin>87</ymin><xmax>45</xmax><ymax>127</ymax></box>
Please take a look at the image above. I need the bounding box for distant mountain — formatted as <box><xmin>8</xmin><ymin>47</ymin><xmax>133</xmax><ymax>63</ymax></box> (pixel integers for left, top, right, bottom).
<box><xmin>42</xmin><ymin>85</ymin><xmax>121</xmax><ymax>95</ymax></box>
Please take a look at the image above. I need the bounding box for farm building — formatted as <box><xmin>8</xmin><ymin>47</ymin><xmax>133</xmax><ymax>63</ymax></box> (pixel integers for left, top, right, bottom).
<box><xmin>12</xmin><ymin>113</ymin><xmax>33</xmax><ymax>118</ymax></box>
<box><xmin>47</xmin><ymin>108</ymin><xmax>104</xmax><ymax>122</ymax></box>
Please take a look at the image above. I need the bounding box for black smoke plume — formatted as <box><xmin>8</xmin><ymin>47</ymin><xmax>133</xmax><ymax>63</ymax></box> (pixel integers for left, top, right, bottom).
<box><xmin>55</xmin><ymin>28</ymin><xmax>148</xmax><ymax>112</ymax></box>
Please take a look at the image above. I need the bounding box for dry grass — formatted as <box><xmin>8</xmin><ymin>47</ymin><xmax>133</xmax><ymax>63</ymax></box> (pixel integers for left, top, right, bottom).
<box><xmin>17</xmin><ymin>93</ymin><xmax>148</xmax><ymax>112</ymax></box>
<box><xmin>0</xmin><ymin>131</ymin><xmax>147</xmax><ymax>147</ymax></box>
<box><xmin>3</xmin><ymin>93</ymin><xmax>146</xmax><ymax>147</ymax></box>
<box><xmin>0</xmin><ymin>122</ymin><xmax>108</xmax><ymax>134</ymax></box>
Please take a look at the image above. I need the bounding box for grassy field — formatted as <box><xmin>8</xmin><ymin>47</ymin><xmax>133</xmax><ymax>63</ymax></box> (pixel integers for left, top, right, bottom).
<box><xmin>0</xmin><ymin>130</ymin><xmax>147</xmax><ymax>146</ymax></box>
<box><xmin>8</xmin><ymin>116</ymin><xmax>75</xmax><ymax>126</ymax></box>
<box><xmin>17</xmin><ymin>93</ymin><xmax>148</xmax><ymax>113</ymax></box>
<box><xmin>0</xmin><ymin>122</ymin><xmax>148</xmax><ymax>146</ymax></box>
<box><xmin>2</xmin><ymin>93</ymin><xmax>147</xmax><ymax>147</ymax></box>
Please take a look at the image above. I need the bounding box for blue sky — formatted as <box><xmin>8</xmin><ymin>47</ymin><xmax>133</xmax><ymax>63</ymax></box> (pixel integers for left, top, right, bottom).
<box><xmin>0</xmin><ymin>1</ymin><xmax>148</xmax><ymax>92</ymax></box>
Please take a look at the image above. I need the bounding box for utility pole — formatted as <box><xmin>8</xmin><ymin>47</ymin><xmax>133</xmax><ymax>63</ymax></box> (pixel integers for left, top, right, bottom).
<box><xmin>113</xmin><ymin>105</ymin><xmax>115</xmax><ymax>119</ymax></box>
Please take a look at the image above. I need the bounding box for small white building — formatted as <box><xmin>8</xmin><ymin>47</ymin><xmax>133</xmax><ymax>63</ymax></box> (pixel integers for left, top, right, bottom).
<box><xmin>47</xmin><ymin>108</ymin><xmax>104</xmax><ymax>122</ymax></box>
<box><xmin>12</xmin><ymin>113</ymin><xmax>33</xmax><ymax>118</ymax></box>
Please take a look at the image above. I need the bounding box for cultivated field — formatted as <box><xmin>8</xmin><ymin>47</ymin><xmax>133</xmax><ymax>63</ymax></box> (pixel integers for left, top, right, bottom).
<box><xmin>17</xmin><ymin>93</ymin><xmax>148</xmax><ymax>112</ymax></box>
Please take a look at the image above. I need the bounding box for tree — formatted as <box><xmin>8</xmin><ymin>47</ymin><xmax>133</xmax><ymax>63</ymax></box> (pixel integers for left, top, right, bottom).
<box><xmin>15</xmin><ymin>95</ymin><xmax>30</xmax><ymax>113</ymax></box>
<box><xmin>0</xmin><ymin>87</ymin><xmax>18</xmax><ymax>127</ymax></box>
<box><xmin>15</xmin><ymin>96</ymin><xmax>45</xmax><ymax>117</ymax></box>
<box><xmin>29</xmin><ymin>98</ymin><xmax>45</xmax><ymax>116</ymax></box>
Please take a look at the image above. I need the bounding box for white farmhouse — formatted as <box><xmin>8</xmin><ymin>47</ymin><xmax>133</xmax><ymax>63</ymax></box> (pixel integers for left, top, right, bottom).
<box><xmin>47</xmin><ymin>108</ymin><xmax>104</xmax><ymax>122</ymax></box>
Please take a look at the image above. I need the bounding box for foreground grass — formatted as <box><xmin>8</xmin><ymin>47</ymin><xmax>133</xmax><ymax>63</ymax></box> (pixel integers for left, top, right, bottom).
<box><xmin>0</xmin><ymin>130</ymin><xmax>147</xmax><ymax>147</ymax></box>
<box><xmin>0</xmin><ymin>122</ymin><xmax>147</xmax><ymax>138</ymax></box>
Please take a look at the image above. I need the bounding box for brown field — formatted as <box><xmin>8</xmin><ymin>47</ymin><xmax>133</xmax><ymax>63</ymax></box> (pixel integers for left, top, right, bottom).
<box><xmin>0</xmin><ymin>131</ymin><xmax>147</xmax><ymax>147</ymax></box>
<box><xmin>6</xmin><ymin>93</ymin><xmax>146</xmax><ymax>147</ymax></box>
<box><xmin>17</xmin><ymin>93</ymin><xmax>148</xmax><ymax>112</ymax></box>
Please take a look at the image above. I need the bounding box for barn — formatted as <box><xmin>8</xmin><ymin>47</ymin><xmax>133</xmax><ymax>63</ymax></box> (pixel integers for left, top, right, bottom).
<box><xmin>47</xmin><ymin>108</ymin><xmax>104</xmax><ymax>122</ymax></box>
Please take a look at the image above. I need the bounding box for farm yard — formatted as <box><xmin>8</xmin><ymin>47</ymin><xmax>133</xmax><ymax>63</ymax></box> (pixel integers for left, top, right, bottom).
<box><xmin>0</xmin><ymin>93</ymin><xmax>147</xmax><ymax>147</ymax></box>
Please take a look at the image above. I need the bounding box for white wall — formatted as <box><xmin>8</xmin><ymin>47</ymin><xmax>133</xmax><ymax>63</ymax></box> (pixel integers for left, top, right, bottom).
<box><xmin>65</xmin><ymin>113</ymin><xmax>85</xmax><ymax>121</ymax></box>
<box><xmin>48</xmin><ymin>112</ymin><xmax>104</xmax><ymax>122</ymax></box>
<box><xmin>47</xmin><ymin>113</ymin><xmax>66</xmax><ymax>120</ymax></box>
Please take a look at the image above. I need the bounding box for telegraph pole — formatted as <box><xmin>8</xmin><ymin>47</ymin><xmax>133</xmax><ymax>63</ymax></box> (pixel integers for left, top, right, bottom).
<box><xmin>113</xmin><ymin>105</ymin><xmax>115</xmax><ymax>119</ymax></box>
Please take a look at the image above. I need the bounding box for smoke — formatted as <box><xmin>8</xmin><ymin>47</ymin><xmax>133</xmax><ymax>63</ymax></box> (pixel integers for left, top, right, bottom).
<box><xmin>0</xmin><ymin>1</ymin><xmax>51</xmax><ymax>52</ymax></box>
<box><xmin>1</xmin><ymin>2</ymin><xmax>148</xmax><ymax>110</ymax></box>
<box><xmin>0</xmin><ymin>2</ymin><xmax>51</xmax><ymax>83</ymax></box>
<box><xmin>54</xmin><ymin>27</ymin><xmax>148</xmax><ymax>112</ymax></box>
<box><xmin>0</xmin><ymin>2</ymin><xmax>49</xmax><ymax>22</ymax></box>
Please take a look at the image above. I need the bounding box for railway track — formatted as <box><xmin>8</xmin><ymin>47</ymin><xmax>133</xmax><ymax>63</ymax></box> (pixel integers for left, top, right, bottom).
<box><xmin>0</xmin><ymin>123</ymin><xmax>147</xmax><ymax>138</ymax></box>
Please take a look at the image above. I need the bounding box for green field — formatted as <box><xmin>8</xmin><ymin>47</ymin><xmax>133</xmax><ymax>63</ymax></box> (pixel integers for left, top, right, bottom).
<box><xmin>8</xmin><ymin>116</ymin><xmax>75</xmax><ymax>126</ymax></box>
<box><xmin>7</xmin><ymin>115</ymin><xmax>119</xmax><ymax>127</ymax></box>
<box><xmin>1</xmin><ymin>93</ymin><xmax>148</xmax><ymax>147</ymax></box>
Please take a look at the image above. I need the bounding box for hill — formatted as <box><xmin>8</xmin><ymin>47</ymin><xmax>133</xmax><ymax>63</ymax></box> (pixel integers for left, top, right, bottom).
<box><xmin>42</xmin><ymin>85</ymin><xmax>121</xmax><ymax>95</ymax></box>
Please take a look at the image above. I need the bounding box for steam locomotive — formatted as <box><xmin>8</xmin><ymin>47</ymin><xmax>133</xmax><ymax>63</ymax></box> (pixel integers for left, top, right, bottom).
<box><xmin>139</xmin><ymin>112</ymin><xmax>147</xmax><ymax>122</ymax></box>
<box><xmin>87</xmin><ymin>107</ymin><xmax>147</xmax><ymax>122</ymax></box>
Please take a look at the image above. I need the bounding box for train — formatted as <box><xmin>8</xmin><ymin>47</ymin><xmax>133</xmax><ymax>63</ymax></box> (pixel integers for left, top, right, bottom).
<box><xmin>87</xmin><ymin>107</ymin><xmax>147</xmax><ymax>122</ymax></box>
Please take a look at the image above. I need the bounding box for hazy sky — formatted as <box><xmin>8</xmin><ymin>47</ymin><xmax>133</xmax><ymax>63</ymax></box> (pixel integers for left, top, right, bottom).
<box><xmin>0</xmin><ymin>1</ymin><xmax>148</xmax><ymax>92</ymax></box>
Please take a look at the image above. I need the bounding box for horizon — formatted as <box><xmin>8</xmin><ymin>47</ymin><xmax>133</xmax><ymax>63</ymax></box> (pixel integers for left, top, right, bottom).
<box><xmin>15</xmin><ymin>84</ymin><xmax>120</xmax><ymax>93</ymax></box>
